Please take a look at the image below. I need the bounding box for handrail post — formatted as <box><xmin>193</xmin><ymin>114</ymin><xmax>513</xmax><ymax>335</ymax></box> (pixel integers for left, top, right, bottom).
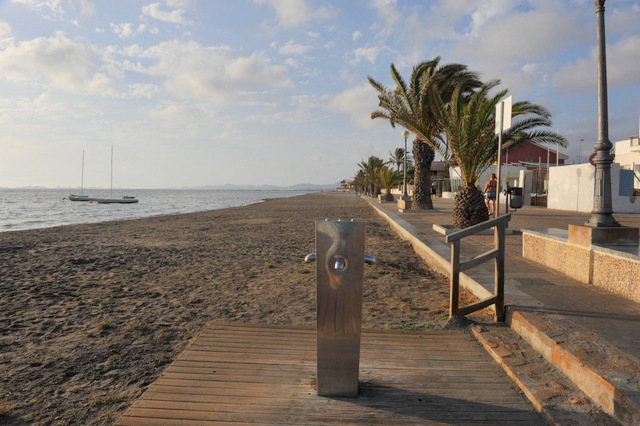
<box><xmin>450</xmin><ymin>240</ymin><xmax>460</xmax><ymax>317</ymax></box>
<box><xmin>494</xmin><ymin>223</ymin><xmax>506</xmax><ymax>322</ymax></box>
<box><xmin>445</xmin><ymin>214</ymin><xmax>510</xmax><ymax>322</ymax></box>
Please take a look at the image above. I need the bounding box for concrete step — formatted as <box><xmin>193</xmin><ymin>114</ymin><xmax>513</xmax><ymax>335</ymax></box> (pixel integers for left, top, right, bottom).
<box><xmin>505</xmin><ymin>307</ymin><xmax>640</xmax><ymax>425</ymax></box>
<box><xmin>471</xmin><ymin>322</ymin><xmax>618</xmax><ymax>425</ymax></box>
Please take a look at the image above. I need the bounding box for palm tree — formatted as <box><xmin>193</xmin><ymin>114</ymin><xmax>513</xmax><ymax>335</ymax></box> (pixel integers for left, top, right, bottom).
<box><xmin>389</xmin><ymin>147</ymin><xmax>411</xmax><ymax>172</ymax></box>
<box><xmin>436</xmin><ymin>80</ymin><xmax>567</xmax><ymax>228</ymax></box>
<box><xmin>369</xmin><ymin>58</ymin><xmax>481</xmax><ymax>210</ymax></box>
<box><xmin>352</xmin><ymin>170</ymin><xmax>366</xmax><ymax>194</ymax></box>
<box><xmin>357</xmin><ymin>156</ymin><xmax>385</xmax><ymax>196</ymax></box>
<box><xmin>377</xmin><ymin>166</ymin><xmax>403</xmax><ymax>201</ymax></box>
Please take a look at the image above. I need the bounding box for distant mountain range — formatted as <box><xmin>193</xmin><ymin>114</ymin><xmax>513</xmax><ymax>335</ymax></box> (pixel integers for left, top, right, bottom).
<box><xmin>189</xmin><ymin>182</ymin><xmax>343</xmax><ymax>191</ymax></box>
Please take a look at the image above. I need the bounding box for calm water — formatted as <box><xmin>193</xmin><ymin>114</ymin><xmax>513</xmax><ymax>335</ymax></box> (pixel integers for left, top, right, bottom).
<box><xmin>0</xmin><ymin>189</ymin><xmax>314</xmax><ymax>232</ymax></box>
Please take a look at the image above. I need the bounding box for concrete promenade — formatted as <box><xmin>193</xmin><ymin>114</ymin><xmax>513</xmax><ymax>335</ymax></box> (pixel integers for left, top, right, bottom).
<box><xmin>364</xmin><ymin>196</ymin><xmax>640</xmax><ymax>424</ymax></box>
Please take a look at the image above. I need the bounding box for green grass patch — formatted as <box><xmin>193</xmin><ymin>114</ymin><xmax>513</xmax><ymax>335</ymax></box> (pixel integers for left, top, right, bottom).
<box><xmin>88</xmin><ymin>393</ymin><xmax>125</xmax><ymax>407</ymax></box>
<box><xmin>295</xmin><ymin>268</ymin><xmax>311</xmax><ymax>274</ymax></box>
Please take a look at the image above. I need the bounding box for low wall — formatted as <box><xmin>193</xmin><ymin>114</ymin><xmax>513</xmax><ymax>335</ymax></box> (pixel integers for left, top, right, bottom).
<box><xmin>548</xmin><ymin>163</ymin><xmax>640</xmax><ymax>213</ymax></box>
<box><xmin>522</xmin><ymin>228</ymin><xmax>640</xmax><ymax>303</ymax></box>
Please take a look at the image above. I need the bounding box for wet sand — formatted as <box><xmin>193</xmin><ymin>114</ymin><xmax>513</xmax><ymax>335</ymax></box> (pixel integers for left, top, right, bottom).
<box><xmin>0</xmin><ymin>192</ymin><xmax>473</xmax><ymax>424</ymax></box>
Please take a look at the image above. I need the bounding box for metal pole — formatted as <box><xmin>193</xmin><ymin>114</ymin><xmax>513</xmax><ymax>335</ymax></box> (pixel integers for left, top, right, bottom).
<box><xmin>110</xmin><ymin>145</ymin><xmax>114</xmax><ymax>198</ymax></box>
<box><xmin>402</xmin><ymin>131</ymin><xmax>410</xmax><ymax>201</ymax></box>
<box><xmin>586</xmin><ymin>0</ymin><xmax>619</xmax><ymax>227</ymax></box>
<box><xmin>81</xmin><ymin>150</ymin><xmax>85</xmax><ymax>195</ymax></box>
<box><xmin>495</xmin><ymin>102</ymin><xmax>504</xmax><ymax>218</ymax></box>
<box><xmin>579</xmin><ymin>139</ymin><xmax>584</xmax><ymax>163</ymax></box>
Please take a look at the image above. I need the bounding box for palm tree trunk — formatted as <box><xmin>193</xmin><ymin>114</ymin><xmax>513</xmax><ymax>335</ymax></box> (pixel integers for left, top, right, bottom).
<box><xmin>453</xmin><ymin>185</ymin><xmax>489</xmax><ymax>228</ymax></box>
<box><xmin>412</xmin><ymin>140</ymin><xmax>434</xmax><ymax>210</ymax></box>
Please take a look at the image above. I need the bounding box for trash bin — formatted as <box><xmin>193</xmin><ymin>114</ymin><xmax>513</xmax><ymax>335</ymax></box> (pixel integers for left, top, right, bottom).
<box><xmin>509</xmin><ymin>187</ymin><xmax>524</xmax><ymax>209</ymax></box>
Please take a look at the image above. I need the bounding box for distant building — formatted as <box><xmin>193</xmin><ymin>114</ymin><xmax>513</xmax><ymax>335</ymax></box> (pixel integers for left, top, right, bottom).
<box><xmin>613</xmin><ymin>136</ymin><xmax>640</xmax><ymax>190</ymax></box>
<box><xmin>430</xmin><ymin>160</ymin><xmax>448</xmax><ymax>178</ymax></box>
<box><xmin>497</xmin><ymin>141</ymin><xmax>568</xmax><ymax>166</ymax></box>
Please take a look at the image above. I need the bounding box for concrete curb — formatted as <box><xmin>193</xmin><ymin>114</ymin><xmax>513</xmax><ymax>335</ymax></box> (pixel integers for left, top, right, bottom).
<box><xmin>364</xmin><ymin>197</ymin><xmax>638</xmax><ymax>424</ymax></box>
<box><xmin>507</xmin><ymin>309</ymin><xmax>640</xmax><ymax>425</ymax></box>
<box><xmin>471</xmin><ymin>324</ymin><xmax>615</xmax><ymax>425</ymax></box>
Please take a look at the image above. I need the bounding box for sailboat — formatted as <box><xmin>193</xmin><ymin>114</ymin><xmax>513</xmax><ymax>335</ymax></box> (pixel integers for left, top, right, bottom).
<box><xmin>91</xmin><ymin>146</ymin><xmax>139</xmax><ymax>204</ymax></box>
<box><xmin>69</xmin><ymin>150</ymin><xmax>91</xmax><ymax>201</ymax></box>
<box><xmin>69</xmin><ymin>147</ymin><xmax>138</xmax><ymax>204</ymax></box>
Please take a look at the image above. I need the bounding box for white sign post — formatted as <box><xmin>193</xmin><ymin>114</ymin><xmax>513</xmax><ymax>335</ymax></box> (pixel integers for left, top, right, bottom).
<box><xmin>495</xmin><ymin>96</ymin><xmax>512</xmax><ymax>218</ymax></box>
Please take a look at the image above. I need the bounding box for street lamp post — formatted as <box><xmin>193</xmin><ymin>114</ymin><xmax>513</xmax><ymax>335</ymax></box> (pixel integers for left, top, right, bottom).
<box><xmin>586</xmin><ymin>0</ymin><xmax>619</xmax><ymax>228</ymax></box>
<box><xmin>402</xmin><ymin>130</ymin><xmax>410</xmax><ymax>201</ymax></box>
<box><xmin>578</xmin><ymin>139</ymin><xmax>584</xmax><ymax>163</ymax></box>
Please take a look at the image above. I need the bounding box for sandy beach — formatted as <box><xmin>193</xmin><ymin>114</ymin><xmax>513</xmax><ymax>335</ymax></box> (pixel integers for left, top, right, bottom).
<box><xmin>0</xmin><ymin>192</ymin><xmax>479</xmax><ymax>425</ymax></box>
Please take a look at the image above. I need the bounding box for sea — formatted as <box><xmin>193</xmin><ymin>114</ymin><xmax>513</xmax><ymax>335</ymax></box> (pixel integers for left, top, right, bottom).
<box><xmin>0</xmin><ymin>188</ymin><xmax>315</xmax><ymax>233</ymax></box>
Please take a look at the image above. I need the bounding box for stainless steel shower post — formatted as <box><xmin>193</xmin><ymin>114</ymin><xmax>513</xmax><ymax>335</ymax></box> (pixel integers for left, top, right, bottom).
<box><xmin>315</xmin><ymin>219</ymin><xmax>365</xmax><ymax>397</ymax></box>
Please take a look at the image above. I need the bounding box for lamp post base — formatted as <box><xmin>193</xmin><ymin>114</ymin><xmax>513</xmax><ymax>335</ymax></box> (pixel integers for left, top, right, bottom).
<box><xmin>397</xmin><ymin>198</ymin><xmax>412</xmax><ymax>211</ymax></box>
<box><xmin>568</xmin><ymin>224</ymin><xmax>639</xmax><ymax>247</ymax></box>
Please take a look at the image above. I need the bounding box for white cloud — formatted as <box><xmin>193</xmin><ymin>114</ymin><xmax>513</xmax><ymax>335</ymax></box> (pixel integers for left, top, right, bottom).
<box><xmin>350</xmin><ymin>46</ymin><xmax>382</xmax><ymax>65</ymax></box>
<box><xmin>0</xmin><ymin>31</ymin><xmax>114</xmax><ymax>94</ymax></box>
<box><xmin>110</xmin><ymin>23</ymin><xmax>134</xmax><ymax>38</ymax></box>
<box><xmin>0</xmin><ymin>20</ymin><xmax>12</xmax><ymax>38</ymax></box>
<box><xmin>352</xmin><ymin>30</ymin><xmax>362</xmax><ymax>41</ymax></box>
<box><xmin>130</xmin><ymin>40</ymin><xmax>294</xmax><ymax>103</ymax></box>
<box><xmin>306</xmin><ymin>31</ymin><xmax>320</xmax><ymax>38</ymax></box>
<box><xmin>12</xmin><ymin>0</ymin><xmax>95</xmax><ymax>21</ymax></box>
<box><xmin>284</xmin><ymin>57</ymin><xmax>301</xmax><ymax>68</ymax></box>
<box><xmin>553</xmin><ymin>35</ymin><xmax>640</xmax><ymax>93</ymax></box>
<box><xmin>330</xmin><ymin>83</ymin><xmax>380</xmax><ymax>128</ymax></box>
<box><xmin>369</xmin><ymin>0</ymin><xmax>401</xmax><ymax>39</ymax></box>
<box><xmin>278</xmin><ymin>41</ymin><xmax>312</xmax><ymax>55</ymax></box>
<box><xmin>110</xmin><ymin>22</ymin><xmax>149</xmax><ymax>38</ymax></box>
<box><xmin>253</xmin><ymin>0</ymin><xmax>336</xmax><ymax>28</ymax></box>
<box><xmin>123</xmin><ymin>83</ymin><xmax>160</xmax><ymax>99</ymax></box>
<box><xmin>141</xmin><ymin>2</ymin><xmax>191</xmax><ymax>24</ymax></box>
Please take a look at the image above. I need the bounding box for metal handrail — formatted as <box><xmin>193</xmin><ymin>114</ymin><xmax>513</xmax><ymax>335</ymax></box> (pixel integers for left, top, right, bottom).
<box><xmin>446</xmin><ymin>214</ymin><xmax>511</xmax><ymax>322</ymax></box>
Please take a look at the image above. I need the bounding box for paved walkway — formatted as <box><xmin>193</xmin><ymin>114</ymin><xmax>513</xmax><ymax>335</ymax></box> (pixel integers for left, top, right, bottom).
<box><xmin>364</xmin><ymin>196</ymin><xmax>640</xmax><ymax>423</ymax></box>
<box><xmin>368</xmin><ymin>197</ymin><xmax>640</xmax><ymax>359</ymax></box>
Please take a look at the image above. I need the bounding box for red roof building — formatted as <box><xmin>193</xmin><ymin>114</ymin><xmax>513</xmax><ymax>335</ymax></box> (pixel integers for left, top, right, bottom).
<box><xmin>500</xmin><ymin>141</ymin><xmax>567</xmax><ymax>166</ymax></box>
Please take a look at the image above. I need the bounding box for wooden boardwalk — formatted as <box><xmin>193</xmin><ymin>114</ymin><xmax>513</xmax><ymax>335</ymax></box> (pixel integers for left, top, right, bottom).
<box><xmin>116</xmin><ymin>322</ymin><xmax>544</xmax><ymax>425</ymax></box>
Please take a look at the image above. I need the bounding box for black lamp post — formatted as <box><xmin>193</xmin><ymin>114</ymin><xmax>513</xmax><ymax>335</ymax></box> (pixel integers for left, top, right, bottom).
<box><xmin>402</xmin><ymin>130</ymin><xmax>410</xmax><ymax>201</ymax></box>
<box><xmin>586</xmin><ymin>0</ymin><xmax>619</xmax><ymax>228</ymax></box>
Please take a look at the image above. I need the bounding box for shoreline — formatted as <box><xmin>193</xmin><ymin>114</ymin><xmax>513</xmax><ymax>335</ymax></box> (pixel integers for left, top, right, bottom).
<box><xmin>0</xmin><ymin>189</ymin><xmax>317</xmax><ymax>234</ymax></box>
<box><xmin>0</xmin><ymin>192</ymin><xmax>472</xmax><ymax>424</ymax></box>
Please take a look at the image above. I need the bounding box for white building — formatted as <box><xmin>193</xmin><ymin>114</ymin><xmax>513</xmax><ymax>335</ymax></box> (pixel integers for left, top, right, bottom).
<box><xmin>614</xmin><ymin>136</ymin><xmax>640</xmax><ymax>190</ymax></box>
<box><xmin>547</xmin><ymin>136</ymin><xmax>640</xmax><ymax>213</ymax></box>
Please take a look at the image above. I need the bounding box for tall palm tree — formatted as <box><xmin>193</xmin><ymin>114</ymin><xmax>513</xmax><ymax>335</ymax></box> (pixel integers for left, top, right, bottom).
<box><xmin>389</xmin><ymin>147</ymin><xmax>411</xmax><ymax>172</ymax></box>
<box><xmin>357</xmin><ymin>156</ymin><xmax>385</xmax><ymax>196</ymax></box>
<box><xmin>369</xmin><ymin>57</ymin><xmax>481</xmax><ymax>210</ymax></box>
<box><xmin>377</xmin><ymin>166</ymin><xmax>403</xmax><ymax>201</ymax></box>
<box><xmin>436</xmin><ymin>80</ymin><xmax>567</xmax><ymax>228</ymax></box>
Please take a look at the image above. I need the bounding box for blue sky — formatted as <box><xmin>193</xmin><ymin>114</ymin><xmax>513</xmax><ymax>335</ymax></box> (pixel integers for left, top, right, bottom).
<box><xmin>0</xmin><ymin>0</ymin><xmax>638</xmax><ymax>189</ymax></box>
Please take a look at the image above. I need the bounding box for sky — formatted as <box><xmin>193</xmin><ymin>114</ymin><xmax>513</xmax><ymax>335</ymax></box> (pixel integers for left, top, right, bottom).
<box><xmin>0</xmin><ymin>0</ymin><xmax>638</xmax><ymax>189</ymax></box>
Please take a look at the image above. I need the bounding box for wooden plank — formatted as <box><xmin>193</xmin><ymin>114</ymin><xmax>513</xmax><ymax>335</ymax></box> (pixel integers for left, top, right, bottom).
<box><xmin>459</xmin><ymin>247</ymin><xmax>499</xmax><ymax>272</ymax></box>
<box><xmin>445</xmin><ymin>214</ymin><xmax>511</xmax><ymax>243</ymax></box>
<box><xmin>450</xmin><ymin>240</ymin><xmax>460</xmax><ymax>316</ymax></box>
<box><xmin>116</xmin><ymin>323</ymin><xmax>543</xmax><ymax>425</ymax></box>
<box><xmin>457</xmin><ymin>295</ymin><xmax>499</xmax><ymax>316</ymax></box>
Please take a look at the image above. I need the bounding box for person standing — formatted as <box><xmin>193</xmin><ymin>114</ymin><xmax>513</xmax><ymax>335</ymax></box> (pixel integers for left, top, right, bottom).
<box><xmin>483</xmin><ymin>173</ymin><xmax>497</xmax><ymax>215</ymax></box>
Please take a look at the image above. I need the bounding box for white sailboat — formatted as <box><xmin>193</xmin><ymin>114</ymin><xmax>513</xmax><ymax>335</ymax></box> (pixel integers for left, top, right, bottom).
<box><xmin>92</xmin><ymin>146</ymin><xmax>139</xmax><ymax>204</ymax></box>
<box><xmin>69</xmin><ymin>150</ymin><xmax>91</xmax><ymax>201</ymax></box>
<box><xmin>69</xmin><ymin>147</ymin><xmax>138</xmax><ymax>204</ymax></box>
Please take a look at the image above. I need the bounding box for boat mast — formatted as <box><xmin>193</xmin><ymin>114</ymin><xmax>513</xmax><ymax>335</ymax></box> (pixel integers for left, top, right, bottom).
<box><xmin>81</xmin><ymin>150</ymin><xmax>85</xmax><ymax>195</ymax></box>
<box><xmin>110</xmin><ymin>145</ymin><xmax>114</xmax><ymax>197</ymax></box>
